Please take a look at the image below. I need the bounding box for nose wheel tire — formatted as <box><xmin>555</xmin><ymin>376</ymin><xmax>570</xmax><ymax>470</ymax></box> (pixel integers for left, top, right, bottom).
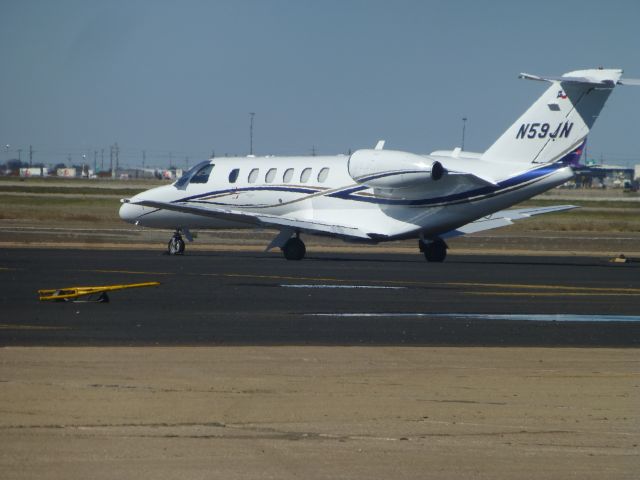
<box><xmin>168</xmin><ymin>235</ymin><xmax>185</xmax><ymax>255</ymax></box>
<box><xmin>282</xmin><ymin>237</ymin><xmax>306</xmax><ymax>261</ymax></box>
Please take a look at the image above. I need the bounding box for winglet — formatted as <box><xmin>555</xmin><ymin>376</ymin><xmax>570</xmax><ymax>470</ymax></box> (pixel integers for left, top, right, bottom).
<box><xmin>374</xmin><ymin>140</ymin><xmax>385</xmax><ymax>150</ymax></box>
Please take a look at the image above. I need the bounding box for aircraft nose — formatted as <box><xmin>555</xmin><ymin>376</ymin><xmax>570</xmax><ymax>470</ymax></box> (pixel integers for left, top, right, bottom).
<box><xmin>119</xmin><ymin>200</ymin><xmax>144</xmax><ymax>224</ymax></box>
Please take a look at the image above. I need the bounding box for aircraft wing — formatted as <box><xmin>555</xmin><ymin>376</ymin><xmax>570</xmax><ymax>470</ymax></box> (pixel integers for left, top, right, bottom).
<box><xmin>133</xmin><ymin>199</ymin><xmax>373</xmax><ymax>240</ymax></box>
<box><xmin>442</xmin><ymin>205</ymin><xmax>578</xmax><ymax>238</ymax></box>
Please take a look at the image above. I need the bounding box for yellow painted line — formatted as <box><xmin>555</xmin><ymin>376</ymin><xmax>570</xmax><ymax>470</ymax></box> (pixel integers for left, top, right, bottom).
<box><xmin>465</xmin><ymin>291</ymin><xmax>640</xmax><ymax>297</ymax></box>
<box><xmin>0</xmin><ymin>267</ymin><xmax>16</xmax><ymax>271</ymax></box>
<box><xmin>87</xmin><ymin>269</ymin><xmax>174</xmax><ymax>276</ymax></box>
<box><xmin>0</xmin><ymin>324</ymin><xmax>70</xmax><ymax>331</ymax></box>
<box><xmin>81</xmin><ymin>270</ymin><xmax>640</xmax><ymax>296</ymax></box>
<box><xmin>450</xmin><ymin>282</ymin><xmax>640</xmax><ymax>294</ymax></box>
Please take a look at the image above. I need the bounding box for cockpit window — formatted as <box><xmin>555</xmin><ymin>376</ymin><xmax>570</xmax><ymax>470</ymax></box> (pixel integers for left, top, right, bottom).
<box><xmin>191</xmin><ymin>164</ymin><xmax>213</xmax><ymax>184</ymax></box>
<box><xmin>174</xmin><ymin>161</ymin><xmax>213</xmax><ymax>189</ymax></box>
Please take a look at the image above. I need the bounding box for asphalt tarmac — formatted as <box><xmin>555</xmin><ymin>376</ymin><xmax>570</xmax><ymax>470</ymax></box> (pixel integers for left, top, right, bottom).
<box><xmin>1</xmin><ymin>248</ymin><xmax>639</xmax><ymax>346</ymax></box>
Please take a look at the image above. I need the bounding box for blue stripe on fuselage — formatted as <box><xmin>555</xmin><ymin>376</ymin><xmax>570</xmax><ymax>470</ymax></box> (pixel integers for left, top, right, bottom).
<box><xmin>173</xmin><ymin>185</ymin><xmax>323</xmax><ymax>204</ymax></box>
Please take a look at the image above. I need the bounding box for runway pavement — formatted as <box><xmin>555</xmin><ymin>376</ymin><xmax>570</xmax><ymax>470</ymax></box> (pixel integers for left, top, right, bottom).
<box><xmin>1</xmin><ymin>248</ymin><xmax>638</xmax><ymax>346</ymax></box>
<box><xmin>2</xmin><ymin>248</ymin><xmax>639</xmax><ymax>479</ymax></box>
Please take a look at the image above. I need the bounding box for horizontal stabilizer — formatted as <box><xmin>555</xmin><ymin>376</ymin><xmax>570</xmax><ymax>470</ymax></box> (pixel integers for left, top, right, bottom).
<box><xmin>442</xmin><ymin>205</ymin><xmax>578</xmax><ymax>238</ymax></box>
<box><xmin>133</xmin><ymin>199</ymin><xmax>373</xmax><ymax>241</ymax></box>
<box><xmin>618</xmin><ymin>77</ymin><xmax>640</xmax><ymax>86</ymax></box>
<box><xmin>519</xmin><ymin>72</ymin><xmax>617</xmax><ymax>86</ymax></box>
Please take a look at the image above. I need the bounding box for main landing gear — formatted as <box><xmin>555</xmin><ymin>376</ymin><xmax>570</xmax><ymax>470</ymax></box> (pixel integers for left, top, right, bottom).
<box><xmin>167</xmin><ymin>230</ymin><xmax>186</xmax><ymax>255</ymax></box>
<box><xmin>419</xmin><ymin>238</ymin><xmax>448</xmax><ymax>262</ymax></box>
<box><xmin>281</xmin><ymin>235</ymin><xmax>306</xmax><ymax>261</ymax></box>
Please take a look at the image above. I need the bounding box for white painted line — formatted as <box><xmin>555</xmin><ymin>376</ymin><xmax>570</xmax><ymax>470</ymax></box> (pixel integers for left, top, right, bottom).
<box><xmin>280</xmin><ymin>284</ymin><xmax>406</xmax><ymax>290</ymax></box>
<box><xmin>307</xmin><ymin>313</ymin><xmax>640</xmax><ymax>322</ymax></box>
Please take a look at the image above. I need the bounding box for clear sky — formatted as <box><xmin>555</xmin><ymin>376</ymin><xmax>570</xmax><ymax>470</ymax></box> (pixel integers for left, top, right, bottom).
<box><xmin>1</xmin><ymin>0</ymin><xmax>639</xmax><ymax>169</ymax></box>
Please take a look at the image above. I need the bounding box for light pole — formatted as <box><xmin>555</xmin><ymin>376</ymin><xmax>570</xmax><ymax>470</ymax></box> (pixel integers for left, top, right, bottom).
<box><xmin>4</xmin><ymin>144</ymin><xmax>9</xmax><ymax>160</ymax></box>
<box><xmin>461</xmin><ymin>117</ymin><xmax>467</xmax><ymax>151</ymax></box>
<box><xmin>249</xmin><ymin>112</ymin><xmax>255</xmax><ymax>155</ymax></box>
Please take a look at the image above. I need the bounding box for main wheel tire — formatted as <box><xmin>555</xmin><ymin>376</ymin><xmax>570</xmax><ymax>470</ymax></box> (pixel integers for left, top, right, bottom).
<box><xmin>168</xmin><ymin>236</ymin><xmax>185</xmax><ymax>255</ymax></box>
<box><xmin>423</xmin><ymin>239</ymin><xmax>447</xmax><ymax>262</ymax></box>
<box><xmin>282</xmin><ymin>237</ymin><xmax>306</xmax><ymax>261</ymax></box>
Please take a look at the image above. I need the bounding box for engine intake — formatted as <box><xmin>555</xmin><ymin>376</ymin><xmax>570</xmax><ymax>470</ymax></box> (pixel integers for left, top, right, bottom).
<box><xmin>348</xmin><ymin>149</ymin><xmax>445</xmax><ymax>189</ymax></box>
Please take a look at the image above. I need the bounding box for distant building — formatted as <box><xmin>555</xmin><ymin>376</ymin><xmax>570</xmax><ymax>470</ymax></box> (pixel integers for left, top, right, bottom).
<box><xmin>19</xmin><ymin>167</ymin><xmax>48</xmax><ymax>177</ymax></box>
<box><xmin>56</xmin><ymin>168</ymin><xmax>77</xmax><ymax>177</ymax></box>
<box><xmin>120</xmin><ymin>168</ymin><xmax>159</xmax><ymax>180</ymax></box>
<box><xmin>593</xmin><ymin>164</ymin><xmax>635</xmax><ymax>188</ymax></box>
<box><xmin>572</xmin><ymin>163</ymin><xmax>635</xmax><ymax>188</ymax></box>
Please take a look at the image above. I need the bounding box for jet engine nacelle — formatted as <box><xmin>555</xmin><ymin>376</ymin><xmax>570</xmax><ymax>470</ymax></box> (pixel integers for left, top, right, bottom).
<box><xmin>348</xmin><ymin>149</ymin><xmax>445</xmax><ymax>189</ymax></box>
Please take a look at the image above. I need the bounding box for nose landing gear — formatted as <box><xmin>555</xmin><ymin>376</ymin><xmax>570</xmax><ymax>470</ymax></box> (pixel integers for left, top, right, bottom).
<box><xmin>168</xmin><ymin>231</ymin><xmax>186</xmax><ymax>255</ymax></box>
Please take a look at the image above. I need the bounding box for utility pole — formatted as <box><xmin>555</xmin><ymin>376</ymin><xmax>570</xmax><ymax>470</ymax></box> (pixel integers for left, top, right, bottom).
<box><xmin>29</xmin><ymin>145</ymin><xmax>34</xmax><ymax>167</ymax></box>
<box><xmin>461</xmin><ymin>117</ymin><xmax>467</xmax><ymax>151</ymax></box>
<box><xmin>93</xmin><ymin>150</ymin><xmax>97</xmax><ymax>174</ymax></box>
<box><xmin>110</xmin><ymin>145</ymin><xmax>114</xmax><ymax>178</ymax></box>
<box><xmin>17</xmin><ymin>148</ymin><xmax>22</xmax><ymax>163</ymax></box>
<box><xmin>114</xmin><ymin>142</ymin><xmax>119</xmax><ymax>176</ymax></box>
<box><xmin>101</xmin><ymin>149</ymin><xmax>104</xmax><ymax>171</ymax></box>
<box><xmin>142</xmin><ymin>150</ymin><xmax>146</xmax><ymax>170</ymax></box>
<box><xmin>249</xmin><ymin>112</ymin><xmax>255</xmax><ymax>155</ymax></box>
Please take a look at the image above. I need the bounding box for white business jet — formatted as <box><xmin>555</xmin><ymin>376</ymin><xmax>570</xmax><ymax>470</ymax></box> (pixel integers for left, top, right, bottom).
<box><xmin>120</xmin><ymin>68</ymin><xmax>638</xmax><ymax>261</ymax></box>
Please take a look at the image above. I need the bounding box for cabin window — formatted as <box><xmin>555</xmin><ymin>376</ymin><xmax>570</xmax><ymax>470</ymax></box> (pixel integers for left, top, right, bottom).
<box><xmin>283</xmin><ymin>168</ymin><xmax>294</xmax><ymax>183</ymax></box>
<box><xmin>228</xmin><ymin>168</ymin><xmax>240</xmax><ymax>183</ymax></box>
<box><xmin>300</xmin><ymin>167</ymin><xmax>312</xmax><ymax>183</ymax></box>
<box><xmin>248</xmin><ymin>168</ymin><xmax>259</xmax><ymax>183</ymax></box>
<box><xmin>265</xmin><ymin>168</ymin><xmax>277</xmax><ymax>183</ymax></box>
<box><xmin>317</xmin><ymin>167</ymin><xmax>329</xmax><ymax>183</ymax></box>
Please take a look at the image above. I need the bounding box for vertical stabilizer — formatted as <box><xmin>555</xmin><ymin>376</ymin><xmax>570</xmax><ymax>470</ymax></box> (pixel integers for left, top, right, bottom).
<box><xmin>482</xmin><ymin>69</ymin><xmax>622</xmax><ymax>164</ymax></box>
